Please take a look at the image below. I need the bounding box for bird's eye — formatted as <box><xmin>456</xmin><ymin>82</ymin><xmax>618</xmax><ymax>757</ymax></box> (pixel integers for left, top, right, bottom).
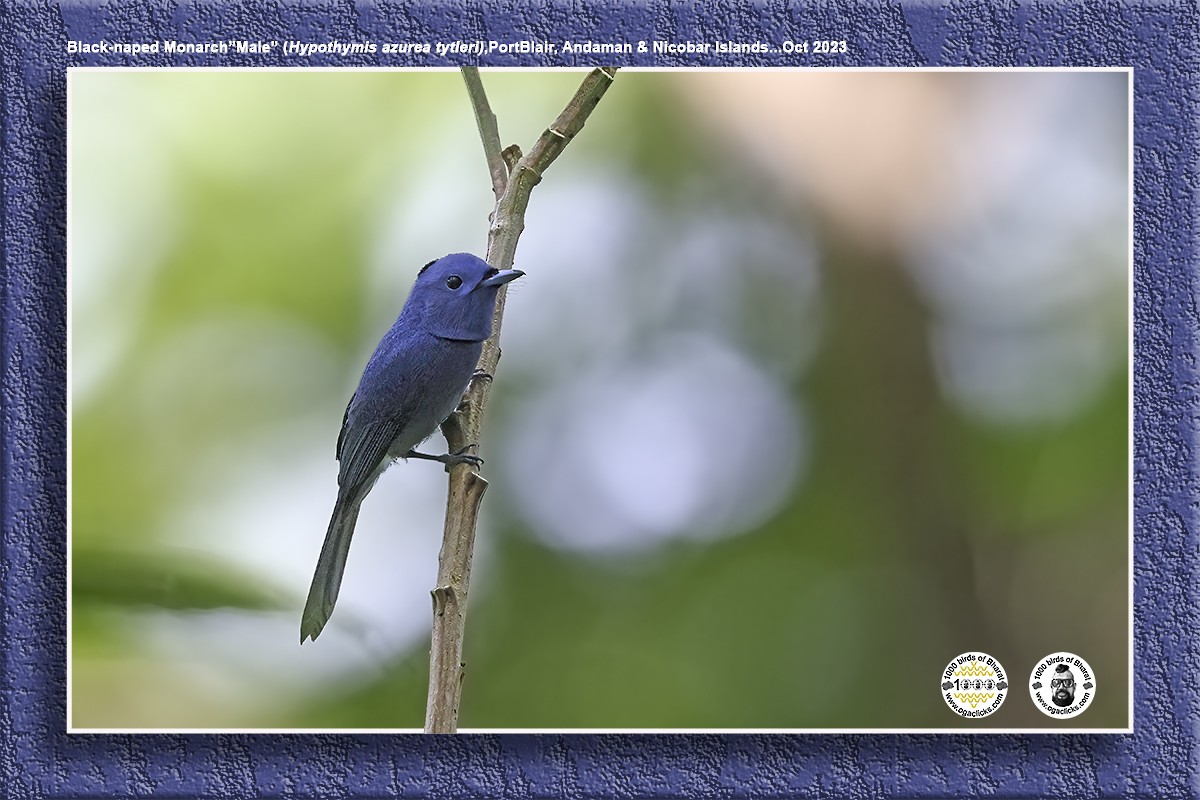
<box><xmin>446</xmin><ymin>275</ymin><xmax>463</xmax><ymax>289</ymax></box>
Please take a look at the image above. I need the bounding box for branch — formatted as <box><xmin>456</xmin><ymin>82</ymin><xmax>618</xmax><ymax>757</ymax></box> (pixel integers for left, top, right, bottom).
<box><xmin>460</xmin><ymin>66</ymin><xmax>508</xmax><ymax>199</ymax></box>
<box><xmin>424</xmin><ymin>67</ymin><xmax>618</xmax><ymax>734</ymax></box>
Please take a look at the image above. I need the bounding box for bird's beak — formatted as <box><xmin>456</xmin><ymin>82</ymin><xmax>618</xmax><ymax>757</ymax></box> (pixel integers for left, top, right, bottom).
<box><xmin>480</xmin><ymin>268</ymin><xmax>525</xmax><ymax>288</ymax></box>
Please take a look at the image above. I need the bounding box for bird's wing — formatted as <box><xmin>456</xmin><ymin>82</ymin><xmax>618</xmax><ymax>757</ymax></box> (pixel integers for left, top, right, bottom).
<box><xmin>335</xmin><ymin>392</ymin><xmax>355</xmax><ymax>460</ymax></box>
<box><xmin>335</xmin><ymin>402</ymin><xmax>411</xmax><ymax>496</ymax></box>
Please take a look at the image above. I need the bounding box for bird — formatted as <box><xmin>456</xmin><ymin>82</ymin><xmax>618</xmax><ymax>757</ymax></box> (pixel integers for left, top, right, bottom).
<box><xmin>301</xmin><ymin>253</ymin><xmax>523</xmax><ymax>643</ymax></box>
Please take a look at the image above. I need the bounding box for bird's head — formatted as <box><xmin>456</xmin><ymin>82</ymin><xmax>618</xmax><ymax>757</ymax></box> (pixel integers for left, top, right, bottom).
<box><xmin>403</xmin><ymin>253</ymin><xmax>523</xmax><ymax>342</ymax></box>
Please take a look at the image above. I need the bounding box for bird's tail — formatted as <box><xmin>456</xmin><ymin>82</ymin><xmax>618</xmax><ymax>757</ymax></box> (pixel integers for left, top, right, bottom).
<box><xmin>300</xmin><ymin>494</ymin><xmax>364</xmax><ymax>643</ymax></box>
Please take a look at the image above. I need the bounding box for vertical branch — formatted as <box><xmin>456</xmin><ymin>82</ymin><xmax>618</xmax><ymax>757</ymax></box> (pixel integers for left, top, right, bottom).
<box><xmin>424</xmin><ymin>67</ymin><xmax>618</xmax><ymax>733</ymax></box>
<box><xmin>460</xmin><ymin>67</ymin><xmax>507</xmax><ymax>200</ymax></box>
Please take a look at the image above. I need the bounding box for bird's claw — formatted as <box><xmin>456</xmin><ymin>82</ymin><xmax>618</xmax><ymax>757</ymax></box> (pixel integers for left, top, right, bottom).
<box><xmin>444</xmin><ymin>444</ymin><xmax>483</xmax><ymax>471</ymax></box>
<box><xmin>405</xmin><ymin>446</ymin><xmax>483</xmax><ymax>471</ymax></box>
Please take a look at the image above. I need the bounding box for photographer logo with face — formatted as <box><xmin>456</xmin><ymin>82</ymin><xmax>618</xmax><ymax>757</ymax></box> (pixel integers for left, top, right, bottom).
<box><xmin>1050</xmin><ymin>664</ymin><xmax>1076</xmax><ymax>707</ymax></box>
<box><xmin>1029</xmin><ymin>652</ymin><xmax>1095</xmax><ymax>719</ymax></box>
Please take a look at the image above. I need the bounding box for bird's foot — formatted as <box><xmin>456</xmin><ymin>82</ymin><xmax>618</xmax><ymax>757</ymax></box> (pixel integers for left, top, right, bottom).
<box><xmin>447</xmin><ymin>444</ymin><xmax>484</xmax><ymax>469</ymax></box>
<box><xmin>406</xmin><ymin>445</ymin><xmax>483</xmax><ymax>471</ymax></box>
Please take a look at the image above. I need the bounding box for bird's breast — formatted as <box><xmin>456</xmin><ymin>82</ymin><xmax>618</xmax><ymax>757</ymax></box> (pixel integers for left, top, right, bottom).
<box><xmin>375</xmin><ymin>334</ymin><xmax>484</xmax><ymax>456</ymax></box>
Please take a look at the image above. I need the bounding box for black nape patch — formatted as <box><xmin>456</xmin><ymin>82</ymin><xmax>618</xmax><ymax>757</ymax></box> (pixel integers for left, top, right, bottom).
<box><xmin>418</xmin><ymin>258</ymin><xmax>438</xmax><ymax>275</ymax></box>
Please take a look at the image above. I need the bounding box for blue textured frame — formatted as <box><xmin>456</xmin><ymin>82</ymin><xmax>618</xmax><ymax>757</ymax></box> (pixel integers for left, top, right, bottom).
<box><xmin>4</xmin><ymin>2</ymin><xmax>1196</xmax><ymax>798</ymax></box>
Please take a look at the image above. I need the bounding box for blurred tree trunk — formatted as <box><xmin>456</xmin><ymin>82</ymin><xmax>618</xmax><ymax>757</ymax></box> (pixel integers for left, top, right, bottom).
<box><xmin>810</xmin><ymin>225</ymin><xmax>1013</xmax><ymax>664</ymax></box>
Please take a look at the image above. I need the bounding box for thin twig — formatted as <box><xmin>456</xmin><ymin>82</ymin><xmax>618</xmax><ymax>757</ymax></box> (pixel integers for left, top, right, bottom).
<box><xmin>461</xmin><ymin>67</ymin><xmax>508</xmax><ymax>199</ymax></box>
<box><xmin>424</xmin><ymin>67</ymin><xmax>618</xmax><ymax>734</ymax></box>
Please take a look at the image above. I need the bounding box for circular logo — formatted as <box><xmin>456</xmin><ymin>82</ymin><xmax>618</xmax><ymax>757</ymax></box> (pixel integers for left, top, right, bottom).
<box><xmin>941</xmin><ymin>652</ymin><xmax>1008</xmax><ymax>718</ymax></box>
<box><xmin>1029</xmin><ymin>652</ymin><xmax>1095</xmax><ymax>718</ymax></box>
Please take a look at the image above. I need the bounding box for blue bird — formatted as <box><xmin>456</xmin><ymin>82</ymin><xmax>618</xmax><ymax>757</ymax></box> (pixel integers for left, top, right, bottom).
<box><xmin>301</xmin><ymin>253</ymin><xmax>523</xmax><ymax>643</ymax></box>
